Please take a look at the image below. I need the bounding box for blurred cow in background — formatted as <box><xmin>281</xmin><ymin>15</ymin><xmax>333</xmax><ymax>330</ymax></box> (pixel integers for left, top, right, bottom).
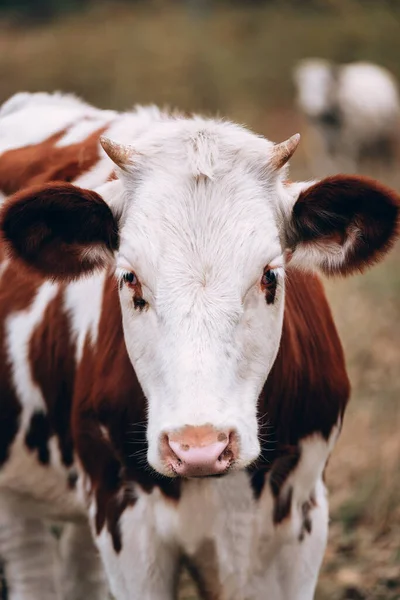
<box><xmin>293</xmin><ymin>59</ymin><xmax>400</xmax><ymax>175</ymax></box>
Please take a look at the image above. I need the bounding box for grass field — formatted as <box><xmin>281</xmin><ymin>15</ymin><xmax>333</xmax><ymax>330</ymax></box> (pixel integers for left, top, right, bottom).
<box><xmin>0</xmin><ymin>2</ymin><xmax>399</xmax><ymax>598</ymax></box>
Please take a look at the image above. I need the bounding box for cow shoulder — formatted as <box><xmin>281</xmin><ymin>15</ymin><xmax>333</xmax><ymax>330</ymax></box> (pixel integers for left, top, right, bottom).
<box><xmin>249</xmin><ymin>270</ymin><xmax>348</xmax><ymax>520</ymax></box>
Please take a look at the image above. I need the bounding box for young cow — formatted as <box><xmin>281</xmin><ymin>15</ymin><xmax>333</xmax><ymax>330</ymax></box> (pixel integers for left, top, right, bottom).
<box><xmin>0</xmin><ymin>93</ymin><xmax>398</xmax><ymax>600</ymax></box>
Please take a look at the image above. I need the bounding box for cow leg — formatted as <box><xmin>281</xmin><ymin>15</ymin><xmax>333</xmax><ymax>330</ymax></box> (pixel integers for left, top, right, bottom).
<box><xmin>59</xmin><ymin>522</ymin><xmax>109</xmax><ymax>600</ymax></box>
<box><xmin>92</xmin><ymin>497</ymin><xmax>179</xmax><ymax>600</ymax></box>
<box><xmin>0</xmin><ymin>514</ymin><xmax>60</xmax><ymax>600</ymax></box>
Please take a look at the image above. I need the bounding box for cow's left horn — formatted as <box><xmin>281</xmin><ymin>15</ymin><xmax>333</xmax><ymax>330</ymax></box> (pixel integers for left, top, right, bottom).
<box><xmin>270</xmin><ymin>133</ymin><xmax>301</xmax><ymax>170</ymax></box>
<box><xmin>100</xmin><ymin>137</ymin><xmax>134</xmax><ymax>170</ymax></box>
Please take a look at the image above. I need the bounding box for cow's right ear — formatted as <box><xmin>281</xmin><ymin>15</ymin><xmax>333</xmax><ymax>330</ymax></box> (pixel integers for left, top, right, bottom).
<box><xmin>0</xmin><ymin>182</ymin><xmax>118</xmax><ymax>280</ymax></box>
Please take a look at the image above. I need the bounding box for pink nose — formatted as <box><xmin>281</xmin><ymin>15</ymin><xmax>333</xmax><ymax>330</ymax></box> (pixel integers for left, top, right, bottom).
<box><xmin>164</xmin><ymin>425</ymin><xmax>236</xmax><ymax>477</ymax></box>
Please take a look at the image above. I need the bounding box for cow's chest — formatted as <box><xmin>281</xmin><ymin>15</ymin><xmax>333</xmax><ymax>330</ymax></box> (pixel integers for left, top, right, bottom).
<box><xmin>151</xmin><ymin>472</ymin><xmax>257</xmax><ymax>558</ymax></box>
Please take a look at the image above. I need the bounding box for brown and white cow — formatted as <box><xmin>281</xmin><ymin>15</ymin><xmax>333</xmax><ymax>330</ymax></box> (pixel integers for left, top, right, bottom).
<box><xmin>0</xmin><ymin>93</ymin><xmax>398</xmax><ymax>600</ymax></box>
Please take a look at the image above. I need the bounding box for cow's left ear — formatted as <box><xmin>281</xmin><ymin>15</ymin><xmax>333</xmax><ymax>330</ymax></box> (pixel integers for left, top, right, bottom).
<box><xmin>285</xmin><ymin>175</ymin><xmax>400</xmax><ymax>275</ymax></box>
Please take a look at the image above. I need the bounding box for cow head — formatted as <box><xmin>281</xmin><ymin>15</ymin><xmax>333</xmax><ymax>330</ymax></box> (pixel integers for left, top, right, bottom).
<box><xmin>1</xmin><ymin>117</ymin><xmax>398</xmax><ymax>477</ymax></box>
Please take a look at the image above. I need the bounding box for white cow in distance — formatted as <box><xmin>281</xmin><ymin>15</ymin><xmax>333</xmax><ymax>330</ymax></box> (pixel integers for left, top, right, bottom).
<box><xmin>293</xmin><ymin>59</ymin><xmax>400</xmax><ymax>175</ymax></box>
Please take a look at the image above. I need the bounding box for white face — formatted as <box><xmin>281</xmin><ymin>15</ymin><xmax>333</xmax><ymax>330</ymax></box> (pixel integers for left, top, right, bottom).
<box><xmin>104</xmin><ymin>120</ymin><xmax>291</xmax><ymax>477</ymax></box>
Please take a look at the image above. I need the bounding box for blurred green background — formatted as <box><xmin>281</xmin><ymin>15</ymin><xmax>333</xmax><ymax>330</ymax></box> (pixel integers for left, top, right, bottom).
<box><xmin>0</xmin><ymin>1</ymin><xmax>399</xmax><ymax>599</ymax></box>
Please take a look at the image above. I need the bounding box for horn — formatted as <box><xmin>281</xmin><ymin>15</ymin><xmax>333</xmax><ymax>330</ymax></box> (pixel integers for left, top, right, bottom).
<box><xmin>100</xmin><ymin>137</ymin><xmax>134</xmax><ymax>170</ymax></box>
<box><xmin>270</xmin><ymin>133</ymin><xmax>301</xmax><ymax>170</ymax></box>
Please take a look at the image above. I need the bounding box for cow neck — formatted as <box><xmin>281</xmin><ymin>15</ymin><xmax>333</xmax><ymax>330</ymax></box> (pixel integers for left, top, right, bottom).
<box><xmin>249</xmin><ymin>268</ymin><xmax>350</xmax><ymax>498</ymax></box>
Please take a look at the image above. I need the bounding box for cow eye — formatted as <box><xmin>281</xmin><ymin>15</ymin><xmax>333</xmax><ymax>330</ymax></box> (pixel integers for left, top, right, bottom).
<box><xmin>261</xmin><ymin>269</ymin><xmax>277</xmax><ymax>287</ymax></box>
<box><xmin>120</xmin><ymin>271</ymin><xmax>148</xmax><ymax>311</ymax></box>
<box><xmin>123</xmin><ymin>272</ymin><xmax>137</xmax><ymax>285</ymax></box>
<box><xmin>261</xmin><ymin>268</ymin><xmax>278</xmax><ymax>305</ymax></box>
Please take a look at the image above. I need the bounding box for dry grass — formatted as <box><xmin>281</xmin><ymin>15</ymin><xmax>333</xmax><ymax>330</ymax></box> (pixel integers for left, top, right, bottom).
<box><xmin>0</xmin><ymin>3</ymin><xmax>400</xmax><ymax>598</ymax></box>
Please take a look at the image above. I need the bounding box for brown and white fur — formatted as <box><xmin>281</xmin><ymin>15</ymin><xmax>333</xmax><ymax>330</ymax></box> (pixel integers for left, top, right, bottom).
<box><xmin>0</xmin><ymin>93</ymin><xmax>398</xmax><ymax>600</ymax></box>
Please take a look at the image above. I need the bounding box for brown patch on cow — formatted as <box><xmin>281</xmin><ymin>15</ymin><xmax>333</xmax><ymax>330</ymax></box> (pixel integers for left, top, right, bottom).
<box><xmin>263</xmin><ymin>446</ymin><xmax>316</xmax><ymax>532</ymax></box>
<box><xmin>0</xmin><ymin>125</ymin><xmax>107</xmax><ymax>195</ymax></box>
<box><xmin>269</xmin><ymin>448</ymin><xmax>300</xmax><ymax>500</ymax></box>
<box><xmin>290</xmin><ymin>175</ymin><xmax>400</xmax><ymax>276</ymax></box>
<box><xmin>0</xmin><ymin>261</ymin><xmax>44</xmax><ymax>465</ymax></box>
<box><xmin>299</xmin><ymin>499</ymin><xmax>313</xmax><ymax>541</ymax></box>
<box><xmin>104</xmin><ymin>485</ymin><xmax>135</xmax><ymax>553</ymax></box>
<box><xmin>1</xmin><ymin>182</ymin><xmax>119</xmax><ymax>280</ymax></box>
<box><xmin>266</xmin><ymin>270</ymin><xmax>350</xmax><ymax>441</ymax></box>
<box><xmin>73</xmin><ymin>275</ymin><xmax>181</xmax><ymax>551</ymax></box>
<box><xmin>184</xmin><ymin>539</ymin><xmax>222</xmax><ymax>600</ymax></box>
<box><xmin>270</xmin><ymin>448</ymin><xmax>300</xmax><ymax>524</ymax></box>
<box><xmin>29</xmin><ymin>286</ymin><xmax>76</xmax><ymax>466</ymax></box>
<box><xmin>249</xmin><ymin>269</ymin><xmax>350</xmax><ymax>498</ymax></box>
<box><xmin>273</xmin><ymin>485</ymin><xmax>294</xmax><ymax>524</ymax></box>
<box><xmin>25</xmin><ymin>410</ymin><xmax>51</xmax><ymax>465</ymax></box>
<box><xmin>248</xmin><ymin>469</ymin><xmax>267</xmax><ymax>500</ymax></box>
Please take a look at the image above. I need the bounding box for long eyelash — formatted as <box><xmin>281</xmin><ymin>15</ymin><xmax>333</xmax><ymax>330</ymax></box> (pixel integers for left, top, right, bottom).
<box><xmin>115</xmin><ymin>268</ymin><xmax>133</xmax><ymax>293</ymax></box>
<box><xmin>115</xmin><ymin>267</ymin><xmax>129</xmax><ymax>285</ymax></box>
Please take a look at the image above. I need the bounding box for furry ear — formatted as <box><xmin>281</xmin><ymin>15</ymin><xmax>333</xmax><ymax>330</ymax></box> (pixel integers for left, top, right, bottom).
<box><xmin>286</xmin><ymin>175</ymin><xmax>399</xmax><ymax>275</ymax></box>
<box><xmin>1</xmin><ymin>182</ymin><xmax>118</xmax><ymax>280</ymax></box>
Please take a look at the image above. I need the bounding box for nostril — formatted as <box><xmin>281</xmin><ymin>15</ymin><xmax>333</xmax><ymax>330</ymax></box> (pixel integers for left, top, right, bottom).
<box><xmin>218</xmin><ymin>430</ymin><xmax>237</xmax><ymax>461</ymax></box>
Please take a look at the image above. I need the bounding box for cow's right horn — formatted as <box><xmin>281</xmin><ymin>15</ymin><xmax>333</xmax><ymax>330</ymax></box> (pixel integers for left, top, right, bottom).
<box><xmin>270</xmin><ymin>133</ymin><xmax>301</xmax><ymax>170</ymax></box>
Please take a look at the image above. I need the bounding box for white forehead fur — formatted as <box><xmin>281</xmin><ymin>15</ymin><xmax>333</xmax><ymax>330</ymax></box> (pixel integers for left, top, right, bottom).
<box><xmin>122</xmin><ymin>116</ymin><xmax>277</xmax><ymax>178</ymax></box>
<box><xmin>111</xmin><ymin>117</ymin><xmax>290</xmax><ymax>300</ymax></box>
